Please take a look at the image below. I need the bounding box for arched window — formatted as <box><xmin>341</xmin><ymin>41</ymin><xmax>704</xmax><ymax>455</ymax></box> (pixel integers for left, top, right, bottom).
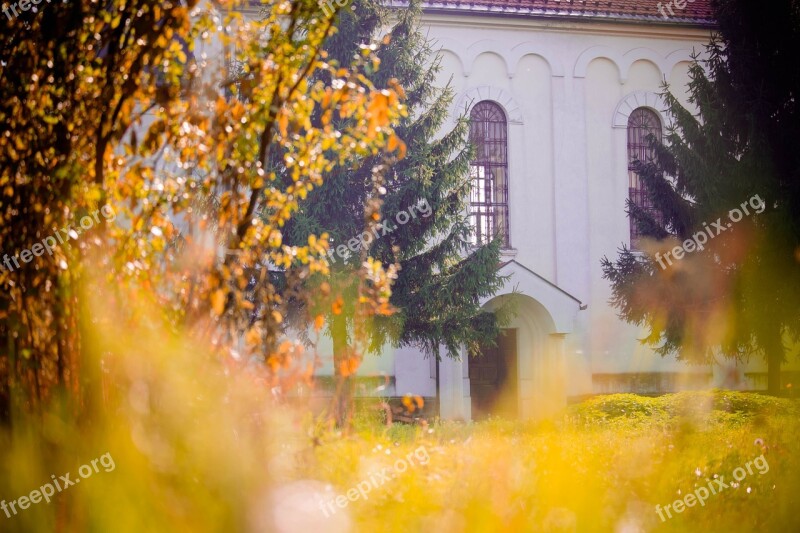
<box><xmin>469</xmin><ymin>101</ymin><xmax>510</xmax><ymax>247</ymax></box>
<box><xmin>627</xmin><ymin>107</ymin><xmax>662</xmax><ymax>247</ymax></box>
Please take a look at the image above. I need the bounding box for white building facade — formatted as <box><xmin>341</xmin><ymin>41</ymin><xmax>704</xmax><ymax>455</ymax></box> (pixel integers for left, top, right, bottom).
<box><xmin>281</xmin><ymin>1</ymin><xmax>798</xmax><ymax>419</ymax></box>
<box><xmin>393</xmin><ymin>1</ymin><xmax>718</xmax><ymax>420</ymax></box>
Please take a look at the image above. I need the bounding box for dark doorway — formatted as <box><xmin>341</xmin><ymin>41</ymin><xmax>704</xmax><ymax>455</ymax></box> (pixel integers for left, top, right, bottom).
<box><xmin>469</xmin><ymin>329</ymin><xmax>518</xmax><ymax>419</ymax></box>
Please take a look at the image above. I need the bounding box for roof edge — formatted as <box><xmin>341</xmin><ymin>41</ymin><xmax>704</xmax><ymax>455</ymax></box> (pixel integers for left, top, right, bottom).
<box><xmin>499</xmin><ymin>259</ymin><xmax>584</xmax><ymax>307</ymax></box>
<box><xmin>387</xmin><ymin>1</ymin><xmax>716</xmax><ymax>28</ymax></box>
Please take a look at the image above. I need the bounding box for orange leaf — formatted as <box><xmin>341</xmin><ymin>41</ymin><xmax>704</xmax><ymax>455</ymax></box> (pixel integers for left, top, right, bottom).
<box><xmin>245</xmin><ymin>327</ymin><xmax>261</xmax><ymax>346</ymax></box>
<box><xmin>388</xmin><ymin>78</ymin><xmax>406</xmax><ymax>100</ymax></box>
<box><xmin>340</xmin><ymin>357</ymin><xmax>360</xmax><ymax>377</ymax></box>
<box><xmin>278</xmin><ymin>113</ymin><xmax>289</xmax><ymax>137</ymax></box>
<box><xmin>402</xmin><ymin>395</ymin><xmax>416</xmax><ymax>412</ymax></box>
<box><xmin>332</xmin><ymin>296</ymin><xmax>343</xmax><ymax>315</ymax></box>
<box><xmin>367</xmin><ymin>92</ymin><xmax>390</xmax><ymax>135</ymax></box>
<box><xmin>211</xmin><ymin>289</ymin><xmax>226</xmax><ymax>315</ymax></box>
<box><xmin>278</xmin><ymin>340</ymin><xmax>293</xmax><ymax>354</ymax></box>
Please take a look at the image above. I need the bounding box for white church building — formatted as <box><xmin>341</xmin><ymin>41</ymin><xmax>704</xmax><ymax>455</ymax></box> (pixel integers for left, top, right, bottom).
<box><xmin>250</xmin><ymin>1</ymin><xmax>797</xmax><ymax>419</ymax></box>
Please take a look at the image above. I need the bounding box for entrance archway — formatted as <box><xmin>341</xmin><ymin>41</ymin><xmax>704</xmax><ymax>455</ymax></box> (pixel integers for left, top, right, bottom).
<box><xmin>469</xmin><ymin>328</ymin><xmax>518</xmax><ymax>419</ymax></box>
<box><xmin>469</xmin><ymin>293</ymin><xmax>564</xmax><ymax>419</ymax></box>
<box><xmin>437</xmin><ymin>260</ymin><xmax>582</xmax><ymax>421</ymax></box>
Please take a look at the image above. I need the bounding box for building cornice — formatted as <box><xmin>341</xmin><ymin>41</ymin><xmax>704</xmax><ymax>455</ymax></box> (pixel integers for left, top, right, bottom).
<box><xmin>419</xmin><ymin>13</ymin><xmax>712</xmax><ymax>41</ymax></box>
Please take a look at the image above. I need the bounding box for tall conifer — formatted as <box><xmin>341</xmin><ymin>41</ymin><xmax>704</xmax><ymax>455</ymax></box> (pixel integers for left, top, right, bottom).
<box><xmin>602</xmin><ymin>0</ymin><xmax>800</xmax><ymax>393</ymax></box>
<box><xmin>282</xmin><ymin>0</ymin><xmax>506</xmax><ymax>420</ymax></box>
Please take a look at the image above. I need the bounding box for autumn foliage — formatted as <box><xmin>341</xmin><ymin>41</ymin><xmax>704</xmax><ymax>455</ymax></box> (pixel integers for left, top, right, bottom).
<box><xmin>0</xmin><ymin>0</ymin><xmax>405</xmax><ymax>422</ymax></box>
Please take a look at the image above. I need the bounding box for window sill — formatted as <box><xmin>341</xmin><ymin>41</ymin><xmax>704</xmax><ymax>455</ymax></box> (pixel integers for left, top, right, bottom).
<box><xmin>466</xmin><ymin>244</ymin><xmax>517</xmax><ymax>259</ymax></box>
<box><xmin>500</xmin><ymin>248</ymin><xmax>518</xmax><ymax>260</ymax></box>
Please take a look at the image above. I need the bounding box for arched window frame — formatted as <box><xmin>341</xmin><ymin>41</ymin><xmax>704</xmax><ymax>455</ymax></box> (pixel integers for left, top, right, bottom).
<box><xmin>469</xmin><ymin>101</ymin><xmax>510</xmax><ymax>248</ymax></box>
<box><xmin>627</xmin><ymin>107</ymin><xmax>663</xmax><ymax>248</ymax></box>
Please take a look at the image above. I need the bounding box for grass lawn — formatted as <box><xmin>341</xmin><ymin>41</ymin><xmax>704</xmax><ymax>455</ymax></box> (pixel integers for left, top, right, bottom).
<box><xmin>301</xmin><ymin>391</ymin><xmax>800</xmax><ymax>532</ymax></box>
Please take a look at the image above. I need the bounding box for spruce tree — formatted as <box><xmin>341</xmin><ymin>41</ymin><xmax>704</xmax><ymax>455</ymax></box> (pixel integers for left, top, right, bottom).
<box><xmin>280</xmin><ymin>0</ymin><xmax>506</xmax><ymax>421</ymax></box>
<box><xmin>601</xmin><ymin>0</ymin><xmax>800</xmax><ymax>394</ymax></box>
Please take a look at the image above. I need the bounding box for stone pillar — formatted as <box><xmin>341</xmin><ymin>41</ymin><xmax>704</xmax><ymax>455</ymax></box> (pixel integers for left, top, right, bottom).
<box><xmin>438</xmin><ymin>348</ymin><xmax>472</xmax><ymax>420</ymax></box>
<box><xmin>552</xmin><ymin>75</ymin><xmax>590</xmax><ymax>302</ymax></box>
<box><xmin>542</xmin><ymin>333</ymin><xmax>568</xmax><ymax>418</ymax></box>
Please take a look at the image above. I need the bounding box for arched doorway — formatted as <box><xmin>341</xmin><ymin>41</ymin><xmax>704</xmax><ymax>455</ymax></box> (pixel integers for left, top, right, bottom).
<box><xmin>437</xmin><ymin>260</ymin><xmax>582</xmax><ymax>421</ymax></box>
<box><xmin>469</xmin><ymin>293</ymin><xmax>563</xmax><ymax>420</ymax></box>
<box><xmin>469</xmin><ymin>328</ymin><xmax>518</xmax><ymax>419</ymax></box>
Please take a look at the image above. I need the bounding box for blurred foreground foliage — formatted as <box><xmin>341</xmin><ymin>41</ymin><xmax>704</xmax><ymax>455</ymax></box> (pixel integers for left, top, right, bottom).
<box><xmin>4</xmin><ymin>364</ymin><xmax>800</xmax><ymax>532</ymax></box>
<box><xmin>304</xmin><ymin>391</ymin><xmax>799</xmax><ymax>532</ymax></box>
<box><xmin>0</xmin><ymin>0</ymin><xmax>405</xmax><ymax>424</ymax></box>
<box><xmin>0</xmin><ymin>280</ymin><xmax>318</xmax><ymax>530</ymax></box>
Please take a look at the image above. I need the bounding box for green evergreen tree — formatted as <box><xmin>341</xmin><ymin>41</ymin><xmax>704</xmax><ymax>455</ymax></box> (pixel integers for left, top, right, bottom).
<box><xmin>281</xmin><ymin>0</ymin><xmax>506</xmax><ymax>421</ymax></box>
<box><xmin>601</xmin><ymin>0</ymin><xmax>800</xmax><ymax>394</ymax></box>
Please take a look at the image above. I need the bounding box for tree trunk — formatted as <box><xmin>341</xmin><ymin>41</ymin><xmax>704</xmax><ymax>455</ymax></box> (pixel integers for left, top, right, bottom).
<box><xmin>1</xmin><ymin>332</ymin><xmax>15</xmax><ymax>426</ymax></box>
<box><xmin>765</xmin><ymin>327</ymin><xmax>784</xmax><ymax>395</ymax></box>
<box><xmin>331</xmin><ymin>311</ymin><xmax>352</xmax><ymax>427</ymax></box>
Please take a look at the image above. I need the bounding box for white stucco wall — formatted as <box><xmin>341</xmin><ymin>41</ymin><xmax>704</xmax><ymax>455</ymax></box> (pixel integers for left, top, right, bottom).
<box><xmin>413</xmin><ymin>14</ymin><xmax>731</xmax><ymax>404</ymax></box>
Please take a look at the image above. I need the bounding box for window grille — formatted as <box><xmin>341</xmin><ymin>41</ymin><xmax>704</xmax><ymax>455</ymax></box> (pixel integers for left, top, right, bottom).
<box><xmin>627</xmin><ymin>108</ymin><xmax>663</xmax><ymax>247</ymax></box>
<box><xmin>469</xmin><ymin>101</ymin><xmax>510</xmax><ymax>247</ymax></box>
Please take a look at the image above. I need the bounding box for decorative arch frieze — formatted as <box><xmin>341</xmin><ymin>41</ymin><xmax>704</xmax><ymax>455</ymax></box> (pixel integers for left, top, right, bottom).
<box><xmin>456</xmin><ymin>86</ymin><xmax>524</xmax><ymax>124</ymax></box>
<box><xmin>612</xmin><ymin>91</ymin><xmax>670</xmax><ymax>129</ymax></box>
